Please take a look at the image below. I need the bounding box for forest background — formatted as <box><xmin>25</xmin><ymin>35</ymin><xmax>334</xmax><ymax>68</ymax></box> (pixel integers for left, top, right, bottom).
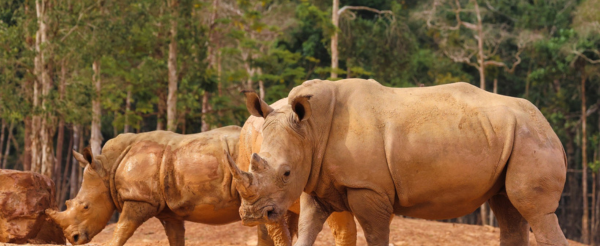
<box><xmin>1</xmin><ymin>0</ymin><xmax>600</xmax><ymax>244</ymax></box>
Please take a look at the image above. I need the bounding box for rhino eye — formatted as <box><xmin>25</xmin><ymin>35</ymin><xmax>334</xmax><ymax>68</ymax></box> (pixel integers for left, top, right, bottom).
<box><xmin>83</xmin><ymin>205</ymin><xmax>89</xmax><ymax>210</ymax></box>
<box><xmin>284</xmin><ymin>171</ymin><xmax>290</xmax><ymax>177</ymax></box>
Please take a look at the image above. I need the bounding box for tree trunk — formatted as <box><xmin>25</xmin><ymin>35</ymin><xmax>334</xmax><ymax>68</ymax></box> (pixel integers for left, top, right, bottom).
<box><xmin>489</xmin><ymin>208</ymin><xmax>495</xmax><ymax>226</ymax></box>
<box><xmin>1</xmin><ymin>121</ymin><xmax>14</xmax><ymax>169</ymax></box>
<box><xmin>201</xmin><ymin>92</ymin><xmax>210</xmax><ymax>132</ymax></box>
<box><xmin>54</xmin><ymin>121</ymin><xmax>65</xmax><ymax>179</ymax></box>
<box><xmin>124</xmin><ymin>87</ymin><xmax>132</xmax><ymax>133</ymax></box>
<box><xmin>244</xmin><ymin>59</ymin><xmax>254</xmax><ymax>90</ymax></box>
<box><xmin>69</xmin><ymin>125</ymin><xmax>80</xmax><ymax>199</ymax></box>
<box><xmin>199</xmin><ymin>0</ymin><xmax>219</xmax><ymax>132</ymax></box>
<box><xmin>259</xmin><ymin>80</ymin><xmax>265</xmax><ymax>100</ymax></box>
<box><xmin>582</xmin><ymin>72</ymin><xmax>589</xmax><ymax>244</ymax></box>
<box><xmin>35</xmin><ymin>0</ymin><xmax>54</xmax><ymax>179</ymax></box>
<box><xmin>57</xmin><ymin>128</ymin><xmax>72</xmax><ymax>205</ymax></box>
<box><xmin>331</xmin><ymin>0</ymin><xmax>339</xmax><ymax>79</ymax></box>
<box><xmin>217</xmin><ymin>46</ymin><xmax>222</xmax><ymax>96</ymax></box>
<box><xmin>54</xmin><ymin>61</ymin><xmax>67</xmax><ymax>183</ymax></box>
<box><xmin>493</xmin><ymin>78</ymin><xmax>498</xmax><ymax>94</ymax></box>
<box><xmin>22</xmin><ymin>4</ymin><xmax>32</xmax><ymax>172</ymax></box>
<box><xmin>0</xmin><ymin>119</ymin><xmax>6</xmax><ymax>168</ymax></box>
<box><xmin>91</xmin><ymin>61</ymin><xmax>102</xmax><ymax>156</ymax></box>
<box><xmin>480</xmin><ymin>203</ymin><xmax>488</xmax><ymax>226</ymax></box>
<box><xmin>157</xmin><ymin>91</ymin><xmax>166</xmax><ymax>130</ymax></box>
<box><xmin>593</xmin><ymin>170</ymin><xmax>597</xmax><ymax>246</ymax></box>
<box><xmin>596</xmin><ymin>110</ymin><xmax>600</xmax><ymax>246</ymax></box>
<box><xmin>595</xmin><ymin>172</ymin><xmax>600</xmax><ymax>245</ymax></box>
<box><xmin>474</xmin><ymin>1</ymin><xmax>485</xmax><ymax>90</ymax></box>
<box><xmin>23</xmin><ymin>117</ymin><xmax>32</xmax><ymax>171</ymax></box>
<box><xmin>77</xmin><ymin>128</ymin><xmax>85</xmax><ymax>190</ymax></box>
<box><xmin>31</xmin><ymin>0</ymin><xmax>50</xmax><ymax>175</ymax></box>
<box><xmin>258</xmin><ymin>68</ymin><xmax>265</xmax><ymax>99</ymax></box>
<box><xmin>166</xmin><ymin>0</ymin><xmax>178</xmax><ymax>132</ymax></box>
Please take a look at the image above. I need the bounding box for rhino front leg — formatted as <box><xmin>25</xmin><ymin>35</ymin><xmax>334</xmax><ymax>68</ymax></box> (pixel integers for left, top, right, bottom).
<box><xmin>347</xmin><ymin>188</ymin><xmax>393</xmax><ymax>246</ymax></box>
<box><xmin>295</xmin><ymin>193</ymin><xmax>331</xmax><ymax>246</ymax></box>
<box><xmin>257</xmin><ymin>224</ymin><xmax>276</xmax><ymax>246</ymax></box>
<box><xmin>104</xmin><ymin>202</ymin><xmax>157</xmax><ymax>246</ymax></box>
<box><xmin>161</xmin><ymin>219</ymin><xmax>185</xmax><ymax>246</ymax></box>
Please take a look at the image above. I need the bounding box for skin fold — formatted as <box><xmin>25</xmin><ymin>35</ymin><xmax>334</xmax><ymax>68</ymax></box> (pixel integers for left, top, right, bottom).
<box><xmin>224</xmin><ymin>79</ymin><xmax>568</xmax><ymax>246</ymax></box>
<box><xmin>45</xmin><ymin>126</ymin><xmax>291</xmax><ymax>246</ymax></box>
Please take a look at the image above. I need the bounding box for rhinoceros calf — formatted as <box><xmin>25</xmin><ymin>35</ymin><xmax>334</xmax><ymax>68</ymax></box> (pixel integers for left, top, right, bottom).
<box><xmin>225</xmin><ymin>79</ymin><xmax>568</xmax><ymax>246</ymax></box>
<box><xmin>236</xmin><ymin>98</ymin><xmax>357</xmax><ymax>246</ymax></box>
<box><xmin>0</xmin><ymin>169</ymin><xmax>65</xmax><ymax>244</ymax></box>
<box><xmin>47</xmin><ymin>126</ymin><xmax>293</xmax><ymax>246</ymax></box>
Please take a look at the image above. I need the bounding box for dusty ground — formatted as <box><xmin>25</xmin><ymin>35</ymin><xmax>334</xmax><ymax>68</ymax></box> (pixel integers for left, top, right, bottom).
<box><xmin>10</xmin><ymin>216</ymin><xmax>585</xmax><ymax>246</ymax></box>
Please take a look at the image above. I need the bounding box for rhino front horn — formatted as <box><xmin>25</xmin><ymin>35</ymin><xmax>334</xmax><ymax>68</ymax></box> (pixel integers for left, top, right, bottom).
<box><xmin>45</xmin><ymin>209</ymin><xmax>67</xmax><ymax>228</ymax></box>
<box><xmin>222</xmin><ymin>137</ymin><xmax>253</xmax><ymax>189</ymax></box>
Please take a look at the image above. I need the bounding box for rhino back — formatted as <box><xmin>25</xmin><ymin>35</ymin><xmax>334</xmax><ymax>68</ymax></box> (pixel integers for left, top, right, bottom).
<box><xmin>110</xmin><ymin>127</ymin><xmax>243</xmax><ymax>222</ymax></box>
<box><xmin>294</xmin><ymin>79</ymin><xmax>561</xmax><ymax>219</ymax></box>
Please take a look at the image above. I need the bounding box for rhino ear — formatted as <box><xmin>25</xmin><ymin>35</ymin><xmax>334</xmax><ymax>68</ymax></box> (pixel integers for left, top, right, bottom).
<box><xmin>291</xmin><ymin>95</ymin><xmax>313</xmax><ymax>122</ymax></box>
<box><xmin>244</xmin><ymin>90</ymin><xmax>273</xmax><ymax>118</ymax></box>
<box><xmin>73</xmin><ymin>150</ymin><xmax>89</xmax><ymax>168</ymax></box>
<box><xmin>78</xmin><ymin>147</ymin><xmax>107</xmax><ymax>177</ymax></box>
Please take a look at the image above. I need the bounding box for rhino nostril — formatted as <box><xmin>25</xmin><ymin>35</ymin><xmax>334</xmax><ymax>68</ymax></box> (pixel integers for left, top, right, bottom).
<box><xmin>265</xmin><ymin>207</ymin><xmax>276</xmax><ymax>220</ymax></box>
<box><xmin>73</xmin><ymin>234</ymin><xmax>79</xmax><ymax>243</ymax></box>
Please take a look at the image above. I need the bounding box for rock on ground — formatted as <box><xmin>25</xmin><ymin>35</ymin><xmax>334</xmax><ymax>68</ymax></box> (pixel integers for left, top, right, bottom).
<box><xmin>0</xmin><ymin>169</ymin><xmax>64</xmax><ymax>244</ymax></box>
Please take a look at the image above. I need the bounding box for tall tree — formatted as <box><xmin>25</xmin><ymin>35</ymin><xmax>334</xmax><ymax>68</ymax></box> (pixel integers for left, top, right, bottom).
<box><xmin>330</xmin><ymin>1</ymin><xmax>393</xmax><ymax>79</ymax></box>
<box><xmin>32</xmin><ymin>0</ymin><xmax>55</xmax><ymax>178</ymax></box>
<box><xmin>91</xmin><ymin>60</ymin><xmax>102</xmax><ymax>155</ymax></box>
<box><xmin>167</xmin><ymin>0</ymin><xmax>178</xmax><ymax>132</ymax></box>
<box><xmin>422</xmin><ymin>0</ymin><xmax>536</xmax><ymax>90</ymax></box>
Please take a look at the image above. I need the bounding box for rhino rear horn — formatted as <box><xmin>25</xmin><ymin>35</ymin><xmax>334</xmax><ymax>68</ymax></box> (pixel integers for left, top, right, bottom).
<box><xmin>250</xmin><ymin>153</ymin><xmax>269</xmax><ymax>171</ymax></box>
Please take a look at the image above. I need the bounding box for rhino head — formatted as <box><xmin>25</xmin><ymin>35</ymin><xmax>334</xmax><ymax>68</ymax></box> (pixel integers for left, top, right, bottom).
<box><xmin>45</xmin><ymin>147</ymin><xmax>115</xmax><ymax>244</ymax></box>
<box><xmin>225</xmin><ymin>91</ymin><xmax>315</xmax><ymax>226</ymax></box>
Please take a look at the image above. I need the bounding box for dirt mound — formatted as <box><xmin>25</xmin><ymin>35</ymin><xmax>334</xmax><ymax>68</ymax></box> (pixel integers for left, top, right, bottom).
<box><xmin>9</xmin><ymin>216</ymin><xmax>585</xmax><ymax>246</ymax></box>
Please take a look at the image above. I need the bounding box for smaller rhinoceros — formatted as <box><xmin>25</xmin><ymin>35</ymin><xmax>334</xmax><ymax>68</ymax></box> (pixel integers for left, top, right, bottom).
<box><xmin>0</xmin><ymin>169</ymin><xmax>65</xmax><ymax>244</ymax></box>
<box><xmin>47</xmin><ymin>126</ymin><xmax>296</xmax><ymax>246</ymax></box>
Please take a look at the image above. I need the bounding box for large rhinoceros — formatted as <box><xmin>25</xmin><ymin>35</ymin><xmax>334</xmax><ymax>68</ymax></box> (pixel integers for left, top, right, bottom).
<box><xmin>224</xmin><ymin>79</ymin><xmax>568</xmax><ymax>246</ymax></box>
<box><xmin>236</xmin><ymin>98</ymin><xmax>357</xmax><ymax>246</ymax></box>
<box><xmin>46</xmin><ymin>126</ymin><xmax>292</xmax><ymax>246</ymax></box>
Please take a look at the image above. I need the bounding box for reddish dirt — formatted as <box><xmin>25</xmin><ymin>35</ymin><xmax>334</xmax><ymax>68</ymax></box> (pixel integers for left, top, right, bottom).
<box><xmin>11</xmin><ymin>216</ymin><xmax>585</xmax><ymax>246</ymax></box>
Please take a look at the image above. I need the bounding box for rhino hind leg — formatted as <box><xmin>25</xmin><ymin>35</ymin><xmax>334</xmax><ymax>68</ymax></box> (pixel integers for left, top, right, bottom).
<box><xmin>327</xmin><ymin>211</ymin><xmax>357</xmax><ymax>246</ymax></box>
<box><xmin>488</xmin><ymin>194</ymin><xmax>529</xmax><ymax>246</ymax></box>
<box><xmin>502</xmin><ymin>138</ymin><xmax>568</xmax><ymax>246</ymax></box>
<box><xmin>160</xmin><ymin>219</ymin><xmax>184</xmax><ymax>246</ymax></box>
<box><xmin>105</xmin><ymin>202</ymin><xmax>157</xmax><ymax>246</ymax></box>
